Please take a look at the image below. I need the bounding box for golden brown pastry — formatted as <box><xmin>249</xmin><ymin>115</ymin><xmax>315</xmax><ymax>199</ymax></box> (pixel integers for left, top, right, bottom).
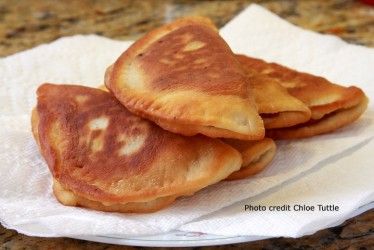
<box><xmin>223</xmin><ymin>138</ymin><xmax>276</xmax><ymax>180</ymax></box>
<box><xmin>247</xmin><ymin>75</ymin><xmax>311</xmax><ymax>129</ymax></box>
<box><xmin>238</xmin><ymin>55</ymin><xmax>311</xmax><ymax>129</ymax></box>
<box><xmin>96</xmin><ymin>84</ymin><xmax>272</xmax><ymax>181</ymax></box>
<box><xmin>105</xmin><ymin>17</ymin><xmax>264</xmax><ymax>140</ymax></box>
<box><xmin>32</xmin><ymin>84</ymin><xmax>242</xmax><ymax>213</ymax></box>
<box><xmin>96</xmin><ymin>83</ymin><xmax>272</xmax><ymax>182</ymax></box>
<box><xmin>237</xmin><ymin>55</ymin><xmax>368</xmax><ymax>139</ymax></box>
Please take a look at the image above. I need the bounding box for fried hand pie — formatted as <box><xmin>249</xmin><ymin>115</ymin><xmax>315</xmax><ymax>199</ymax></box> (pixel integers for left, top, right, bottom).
<box><xmin>223</xmin><ymin>138</ymin><xmax>276</xmax><ymax>181</ymax></box>
<box><xmin>105</xmin><ymin>17</ymin><xmax>264</xmax><ymax>140</ymax></box>
<box><xmin>32</xmin><ymin>84</ymin><xmax>242</xmax><ymax>213</ymax></box>
<box><xmin>237</xmin><ymin>55</ymin><xmax>368</xmax><ymax>139</ymax></box>
<box><xmin>237</xmin><ymin>55</ymin><xmax>311</xmax><ymax>129</ymax></box>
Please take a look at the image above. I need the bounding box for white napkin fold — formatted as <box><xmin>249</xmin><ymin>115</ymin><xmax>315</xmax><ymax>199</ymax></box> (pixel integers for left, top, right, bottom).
<box><xmin>0</xmin><ymin>4</ymin><xmax>373</xmax><ymax>238</ymax></box>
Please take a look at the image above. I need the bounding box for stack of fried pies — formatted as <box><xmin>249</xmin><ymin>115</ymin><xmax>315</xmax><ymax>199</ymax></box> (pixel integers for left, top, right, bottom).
<box><xmin>32</xmin><ymin>17</ymin><xmax>368</xmax><ymax>213</ymax></box>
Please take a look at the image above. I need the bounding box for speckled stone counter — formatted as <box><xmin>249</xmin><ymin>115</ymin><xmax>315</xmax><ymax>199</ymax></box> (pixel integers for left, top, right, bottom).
<box><xmin>1</xmin><ymin>0</ymin><xmax>373</xmax><ymax>249</ymax></box>
<box><xmin>0</xmin><ymin>0</ymin><xmax>373</xmax><ymax>57</ymax></box>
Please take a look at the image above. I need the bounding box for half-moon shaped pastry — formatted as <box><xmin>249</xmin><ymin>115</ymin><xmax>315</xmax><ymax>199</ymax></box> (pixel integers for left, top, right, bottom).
<box><xmin>237</xmin><ymin>55</ymin><xmax>368</xmax><ymax>139</ymax></box>
<box><xmin>237</xmin><ymin>55</ymin><xmax>311</xmax><ymax>129</ymax></box>
<box><xmin>32</xmin><ymin>84</ymin><xmax>242</xmax><ymax>213</ymax></box>
<box><xmin>223</xmin><ymin>138</ymin><xmax>276</xmax><ymax>181</ymax></box>
<box><xmin>105</xmin><ymin>17</ymin><xmax>264</xmax><ymax>140</ymax></box>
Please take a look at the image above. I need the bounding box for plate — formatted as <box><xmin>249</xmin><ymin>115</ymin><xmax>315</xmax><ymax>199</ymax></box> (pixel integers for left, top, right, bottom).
<box><xmin>75</xmin><ymin>231</ymin><xmax>267</xmax><ymax>247</ymax></box>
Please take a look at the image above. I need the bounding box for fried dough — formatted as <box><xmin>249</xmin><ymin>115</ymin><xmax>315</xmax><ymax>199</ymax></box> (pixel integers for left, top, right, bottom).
<box><xmin>96</xmin><ymin>84</ymin><xmax>273</xmax><ymax>181</ymax></box>
<box><xmin>247</xmin><ymin>75</ymin><xmax>311</xmax><ymax>129</ymax></box>
<box><xmin>52</xmin><ymin>179</ymin><xmax>178</xmax><ymax>213</ymax></box>
<box><xmin>32</xmin><ymin>84</ymin><xmax>242</xmax><ymax>213</ymax></box>
<box><xmin>105</xmin><ymin>17</ymin><xmax>264</xmax><ymax>140</ymax></box>
<box><xmin>96</xmin><ymin>83</ymin><xmax>272</xmax><ymax>180</ymax></box>
<box><xmin>237</xmin><ymin>55</ymin><xmax>368</xmax><ymax>139</ymax></box>
<box><xmin>266</xmin><ymin>96</ymin><xmax>368</xmax><ymax>139</ymax></box>
<box><xmin>223</xmin><ymin>138</ymin><xmax>276</xmax><ymax>180</ymax></box>
<box><xmin>237</xmin><ymin>55</ymin><xmax>311</xmax><ymax>129</ymax></box>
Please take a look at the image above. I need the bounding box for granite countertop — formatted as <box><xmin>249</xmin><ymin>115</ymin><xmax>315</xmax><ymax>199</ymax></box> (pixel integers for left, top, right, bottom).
<box><xmin>1</xmin><ymin>0</ymin><xmax>373</xmax><ymax>249</ymax></box>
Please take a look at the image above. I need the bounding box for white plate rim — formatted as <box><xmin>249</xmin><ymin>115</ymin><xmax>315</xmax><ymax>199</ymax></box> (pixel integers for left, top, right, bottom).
<box><xmin>73</xmin><ymin>231</ymin><xmax>268</xmax><ymax>247</ymax></box>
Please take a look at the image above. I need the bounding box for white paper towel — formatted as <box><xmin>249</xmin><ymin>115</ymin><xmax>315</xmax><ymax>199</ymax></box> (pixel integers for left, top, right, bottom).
<box><xmin>0</xmin><ymin>4</ymin><xmax>373</xmax><ymax>238</ymax></box>
<box><xmin>180</xmin><ymin>138</ymin><xmax>374</xmax><ymax>237</ymax></box>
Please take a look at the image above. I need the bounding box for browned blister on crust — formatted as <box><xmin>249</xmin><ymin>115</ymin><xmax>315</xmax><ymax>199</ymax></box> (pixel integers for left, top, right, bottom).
<box><xmin>223</xmin><ymin>138</ymin><xmax>276</xmax><ymax>180</ymax></box>
<box><xmin>32</xmin><ymin>84</ymin><xmax>242</xmax><ymax>213</ymax></box>
<box><xmin>105</xmin><ymin>17</ymin><xmax>264</xmax><ymax>140</ymax></box>
<box><xmin>236</xmin><ymin>55</ymin><xmax>368</xmax><ymax>139</ymax></box>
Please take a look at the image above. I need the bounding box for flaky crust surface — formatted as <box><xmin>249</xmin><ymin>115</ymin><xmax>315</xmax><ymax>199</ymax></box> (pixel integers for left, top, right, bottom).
<box><xmin>105</xmin><ymin>17</ymin><xmax>264</xmax><ymax>140</ymax></box>
<box><xmin>32</xmin><ymin>84</ymin><xmax>242</xmax><ymax>212</ymax></box>
<box><xmin>223</xmin><ymin>138</ymin><xmax>276</xmax><ymax>180</ymax></box>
